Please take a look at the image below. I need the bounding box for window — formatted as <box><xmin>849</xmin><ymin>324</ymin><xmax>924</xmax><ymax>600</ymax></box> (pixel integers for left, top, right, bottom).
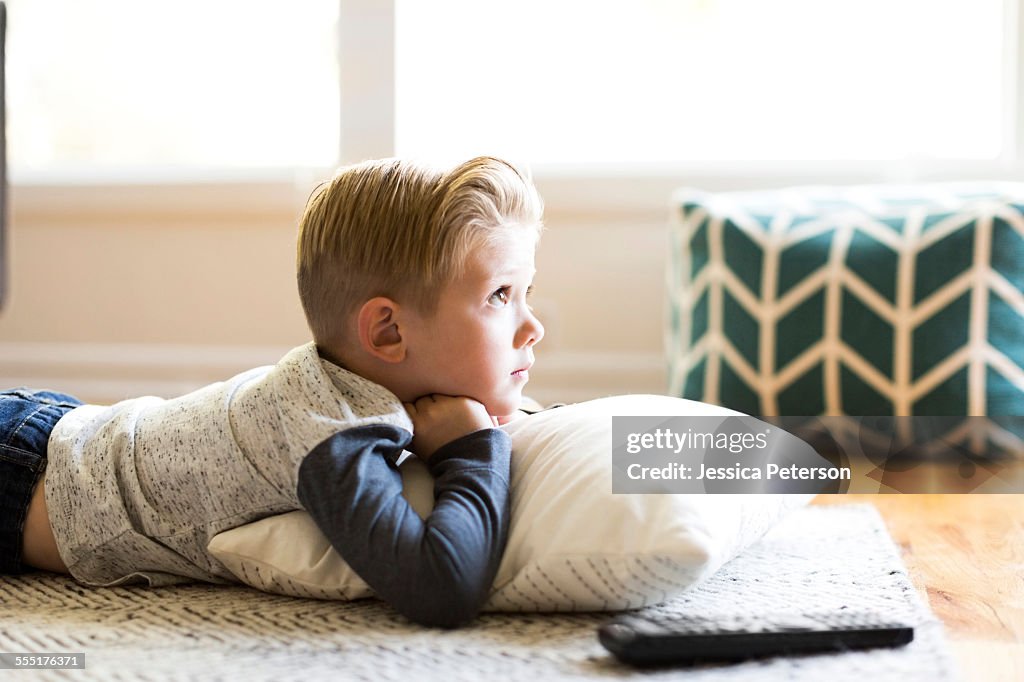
<box><xmin>8</xmin><ymin>0</ymin><xmax>1018</xmax><ymax>180</ymax></box>
<box><xmin>8</xmin><ymin>0</ymin><xmax>340</xmax><ymax>177</ymax></box>
<box><xmin>394</xmin><ymin>0</ymin><xmax>1006</xmax><ymax>164</ymax></box>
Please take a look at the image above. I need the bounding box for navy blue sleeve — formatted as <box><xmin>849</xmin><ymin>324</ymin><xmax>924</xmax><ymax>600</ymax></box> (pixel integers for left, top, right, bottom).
<box><xmin>295</xmin><ymin>423</ymin><xmax>511</xmax><ymax>628</ymax></box>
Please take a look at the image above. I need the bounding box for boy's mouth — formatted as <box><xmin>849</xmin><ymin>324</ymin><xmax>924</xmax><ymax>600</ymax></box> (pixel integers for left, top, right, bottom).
<box><xmin>511</xmin><ymin>363</ymin><xmax>533</xmax><ymax>378</ymax></box>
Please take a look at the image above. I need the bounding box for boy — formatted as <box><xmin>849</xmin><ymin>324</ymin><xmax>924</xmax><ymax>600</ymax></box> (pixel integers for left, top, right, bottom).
<box><xmin>4</xmin><ymin>156</ymin><xmax>545</xmax><ymax>628</ymax></box>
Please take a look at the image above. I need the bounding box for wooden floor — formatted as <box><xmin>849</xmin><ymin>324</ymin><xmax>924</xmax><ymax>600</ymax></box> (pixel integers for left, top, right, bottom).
<box><xmin>812</xmin><ymin>494</ymin><xmax>1024</xmax><ymax>682</ymax></box>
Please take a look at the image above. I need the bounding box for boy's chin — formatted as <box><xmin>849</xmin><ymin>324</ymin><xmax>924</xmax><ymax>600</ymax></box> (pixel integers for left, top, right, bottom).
<box><xmin>488</xmin><ymin>406</ymin><xmax>520</xmax><ymax>420</ymax></box>
<box><xmin>485</xmin><ymin>394</ymin><xmax>524</xmax><ymax>420</ymax></box>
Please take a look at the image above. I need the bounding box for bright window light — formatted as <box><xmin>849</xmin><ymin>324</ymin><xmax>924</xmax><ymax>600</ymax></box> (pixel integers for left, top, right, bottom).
<box><xmin>8</xmin><ymin>0</ymin><xmax>340</xmax><ymax>175</ymax></box>
<box><xmin>395</xmin><ymin>0</ymin><xmax>1004</xmax><ymax>164</ymax></box>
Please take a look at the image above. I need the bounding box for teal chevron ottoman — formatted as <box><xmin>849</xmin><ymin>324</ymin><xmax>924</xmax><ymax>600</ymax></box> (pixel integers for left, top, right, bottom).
<box><xmin>667</xmin><ymin>183</ymin><xmax>1024</xmax><ymax>422</ymax></box>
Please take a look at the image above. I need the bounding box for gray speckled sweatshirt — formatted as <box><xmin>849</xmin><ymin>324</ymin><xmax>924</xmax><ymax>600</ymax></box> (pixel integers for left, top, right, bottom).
<box><xmin>44</xmin><ymin>342</ymin><xmax>511</xmax><ymax>627</ymax></box>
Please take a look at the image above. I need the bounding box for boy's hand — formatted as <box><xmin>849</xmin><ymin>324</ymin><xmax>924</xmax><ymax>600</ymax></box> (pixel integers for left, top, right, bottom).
<box><xmin>404</xmin><ymin>394</ymin><xmax>498</xmax><ymax>461</ymax></box>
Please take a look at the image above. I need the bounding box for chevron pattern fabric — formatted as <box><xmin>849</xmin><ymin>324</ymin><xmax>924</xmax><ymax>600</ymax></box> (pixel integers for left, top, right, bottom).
<box><xmin>668</xmin><ymin>183</ymin><xmax>1024</xmax><ymax>425</ymax></box>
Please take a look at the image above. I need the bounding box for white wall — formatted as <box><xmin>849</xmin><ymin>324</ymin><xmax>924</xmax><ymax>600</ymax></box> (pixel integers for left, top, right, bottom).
<box><xmin>0</xmin><ymin>178</ymin><xmax>669</xmax><ymax>405</ymax></box>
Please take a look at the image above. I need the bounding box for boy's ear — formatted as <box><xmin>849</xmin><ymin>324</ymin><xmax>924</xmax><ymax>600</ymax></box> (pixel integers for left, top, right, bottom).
<box><xmin>356</xmin><ymin>297</ymin><xmax>406</xmax><ymax>363</ymax></box>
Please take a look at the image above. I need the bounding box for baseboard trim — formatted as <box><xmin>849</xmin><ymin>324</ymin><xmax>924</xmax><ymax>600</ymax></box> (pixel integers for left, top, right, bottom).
<box><xmin>0</xmin><ymin>342</ymin><xmax>668</xmax><ymax>405</ymax></box>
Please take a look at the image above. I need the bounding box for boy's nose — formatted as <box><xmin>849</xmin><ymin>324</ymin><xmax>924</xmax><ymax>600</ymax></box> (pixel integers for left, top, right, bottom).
<box><xmin>518</xmin><ymin>311</ymin><xmax>545</xmax><ymax>348</ymax></box>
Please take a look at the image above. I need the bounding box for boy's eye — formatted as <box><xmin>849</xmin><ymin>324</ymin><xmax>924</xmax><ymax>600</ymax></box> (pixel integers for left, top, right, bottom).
<box><xmin>489</xmin><ymin>287</ymin><xmax>511</xmax><ymax>305</ymax></box>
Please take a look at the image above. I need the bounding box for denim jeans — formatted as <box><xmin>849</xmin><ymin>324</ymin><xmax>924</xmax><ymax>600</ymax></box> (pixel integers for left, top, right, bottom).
<box><xmin>0</xmin><ymin>388</ymin><xmax>82</xmax><ymax>573</ymax></box>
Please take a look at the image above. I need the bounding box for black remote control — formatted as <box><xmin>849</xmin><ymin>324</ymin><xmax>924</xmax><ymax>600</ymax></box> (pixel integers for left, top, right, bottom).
<box><xmin>598</xmin><ymin>609</ymin><xmax>915</xmax><ymax>666</ymax></box>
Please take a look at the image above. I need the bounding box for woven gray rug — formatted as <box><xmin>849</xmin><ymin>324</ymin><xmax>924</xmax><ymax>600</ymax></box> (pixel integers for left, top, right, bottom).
<box><xmin>0</xmin><ymin>504</ymin><xmax>958</xmax><ymax>682</ymax></box>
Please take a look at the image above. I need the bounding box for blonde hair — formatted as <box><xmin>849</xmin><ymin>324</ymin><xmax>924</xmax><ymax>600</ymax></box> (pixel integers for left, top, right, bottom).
<box><xmin>297</xmin><ymin>156</ymin><xmax>544</xmax><ymax>353</ymax></box>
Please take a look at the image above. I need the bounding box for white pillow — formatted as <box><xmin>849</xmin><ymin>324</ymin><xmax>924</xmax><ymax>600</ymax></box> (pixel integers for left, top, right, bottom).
<box><xmin>208</xmin><ymin>395</ymin><xmax>812</xmax><ymax>611</ymax></box>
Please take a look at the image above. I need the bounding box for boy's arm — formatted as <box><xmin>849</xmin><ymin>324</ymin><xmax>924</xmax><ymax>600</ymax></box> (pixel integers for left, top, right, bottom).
<box><xmin>295</xmin><ymin>421</ymin><xmax>510</xmax><ymax>629</ymax></box>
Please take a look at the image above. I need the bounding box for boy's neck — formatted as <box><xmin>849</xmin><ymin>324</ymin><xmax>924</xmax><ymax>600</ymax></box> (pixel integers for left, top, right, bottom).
<box><xmin>317</xmin><ymin>344</ymin><xmax>415</xmax><ymax>404</ymax></box>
